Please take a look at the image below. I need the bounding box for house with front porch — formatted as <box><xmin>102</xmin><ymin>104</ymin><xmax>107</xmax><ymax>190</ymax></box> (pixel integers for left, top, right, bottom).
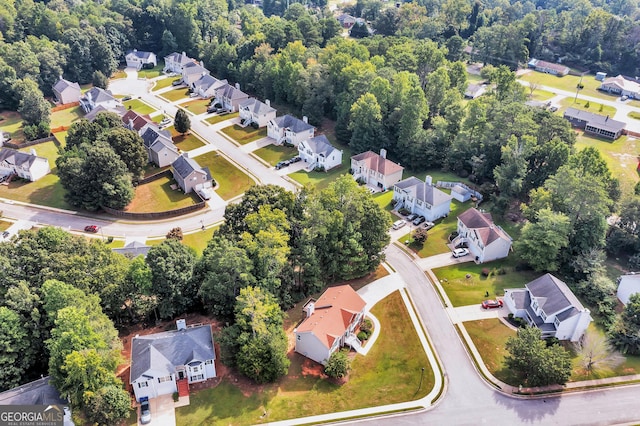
<box><xmin>239</xmin><ymin>98</ymin><xmax>276</xmax><ymax>128</ymax></box>
<box><xmin>563</xmin><ymin>108</ymin><xmax>625</xmax><ymax>140</ymax></box>
<box><xmin>52</xmin><ymin>77</ymin><xmax>81</xmax><ymax>105</ymax></box>
<box><xmin>454</xmin><ymin>208</ymin><xmax>512</xmax><ymax>263</ymax></box>
<box><xmin>504</xmin><ymin>274</ymin><xmax>592</xmax><ymax>342</ymax></box>
<box><xmin>393</xmin><ymin>176</ymin><xmax>452</xmax><ymax>222</ymax></box>
<box><xmin>79</xmin><ymin>87</ymin><xmax>121</xmax><ymax>113</ymax></box>
<box><xmin>171</xmin><ymin>153</ymin><xmax>212</xmax><ymax>194</ymax></box>
<box><xmin>267</xmin><ymin>115</ymin><xmax>315</xmax><ymax>146</ymax></box>
<box><xmin>181</xmin><ymin>61</ymin><xmax>209</xmax><ymax>87</ymax></box>
<box><xmin>191</xmin><ymin>74</ymin><xmax>226</xmax><ymax>99</ymax></box>
<box><xmin>351</xmin><ymin>149</ymin><xmax>403</xmax><ymax>191</ymax></box>
<box><xmin>0</xmin><ymin>148</ymin><xmax>50</xmax><ymax>182</ymax></box>
<box><xmin>294</xmin><ymin>285</ymin><xmax>366</xmax><ymax>365</ymax></box>
<box><xmin>213</xmin><ymin>83</ymin><xmax>249</xmax><ymax>112</ymax></box>
<box><xmin>298</xmin><ymin>135</ymin><xmax>342</xmax><ymax>171</ymax></box>
<box><xmin>163</xmin><ymin>51</ymin><xmax>195</xmax><ymax>74</ymax></box>
<box><xmin>125</xmin><ymin>50</ymin><xmax>157</xmax><ymax>70</ymax></box>
<box><xmin>130</xmin><ymin>321</ymin><xmax>216</xmax><ymax>401</ymax></box>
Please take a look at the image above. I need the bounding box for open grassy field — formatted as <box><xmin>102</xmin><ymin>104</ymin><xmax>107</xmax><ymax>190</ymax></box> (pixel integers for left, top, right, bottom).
<box><xmin>575</xmin><ymin>131</ymin><xmax>639</xmax><ymax>196</ymax></box>
<box><xmin>558</xmin><ymin>97</ymin><xmax>617</xmax><ymax>116</ymax></box>
<box><xmin>0</xmin><ymin>111</ymin><xmax>25</xmax><ymax>142</ymax></box>
<box><xmin>518</xmin><ymin>72</ymin><xmax>616</xmax><ymax>102</ymax></box>
<box><xmin>161</xmin><ymin>88</ymin><xmax>190</xmax><ymax>102</ymax></box>
<box><xmin>193</xmin><ymin>151</ymin><xmax>254</xmax><ymax>200</ymax></box>
<box><xmin>125</xmin><ymin>175</ymin><xmax>199</xmax><ymax>212</ymax></box>
<box><xmin>153</xmin><ymin>77</ymin><xmax>179</xmax><ymax>91</ymax></box>
<box><xmin>205</xmin><ymin>111</ymin><xmax>239</xmax><ymax>125</ymax></box>
<box><xmin>253</xmin><ymin>144</ymin><xmax>297</xmax><ymax>166</ymax></box>
<box><xmin>180</xmin><ymin>99</ymin><xmax>210</xmax><ymax>115</ymax></box>
<box><xmin>50</xmin><ymin>106</ymin><xmax>83</xmax><ymax>128</ymax></box>
<box><xmin>221</xmin><ymin>124</ymin><xmax>267</xmax><ymax>145</ymax></box>
<box><xmin>175</xmin><ymin>290</ymin><xmax>434</xmax><ymax>425</ymax></box>
<box><xmin>123</xmin><ymin>99</ymin><xmax>156</xmax><ymax>115</ymax></box>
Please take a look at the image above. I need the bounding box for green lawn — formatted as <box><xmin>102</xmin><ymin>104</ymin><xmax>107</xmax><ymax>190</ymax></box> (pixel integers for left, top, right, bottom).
<box><xmin>161</xmin><ymin>88</ymin><xmax>190</xmax><ymax>102</ymax></box>
<box><xmin>180</xmin><ymin>99</ymin><xmax>210</xmax><ymax>115</ymax></box>
<box><xmin>0</xmin><ymin>111</ymin><xmax>25</xmax><ymax>143</ymax></box>
<box><xmin>628</xmin><ymin>111</ymin><xmax>640</xmax><ymax>120</ymax></box>
<box><xmin>288</xmin><ymin>136</ymin><xmax>353</xmax><ymax>190</ymax></box>
<box><xmin>518</xmin><ymin>72</ymin><xmax>617</xmax><ymax>102</ymax></box>
<box><xmin>175</xmin><ymin>290</ymin><xmax>434</xmax><ymax>425</ymax></box>
<box><xmin>558</xmin><ymin>97</ymin><xmax>616</xmax><ymax>116</ymax></box>
<box><xmin>433</xmin><ymin>257</ymin><xmax>539</xmax><ymax>307</ymax></box>
<box><xmin>528</xmin><ymin>88</ymin><xmax>556</xmax><ymax>101</ymax></box>
<box><xmin>575</xmin><ymin>132</ymin><xmax>639</xmax><ymax>196</ymax></box>
<box><xmin>220</xmin><ymin>125</ymin><xmax>267</xmax><ymax>145</ymax></box>
<box><xmin>138</xmin><ymin>66</ymin><xmax>164</xmax><ymax>79</ymax></box>
<box><xmin>171</xmin><ymin>132</ymin><xmax>206</xmax><ymax>151</ymax></box>
<box><xmin>192</xmin><ymin>151</ymin><xmax>254</xmax><ymax>200</ymax></box>
<box><xmin>182</xmin><ymin>225</ymin><xmax>220</xmax><ymax>255</ymax></box>
<box><xmin>205</xmin><ymin>112</ymin><xmax>239</xmax><ymax>125</ymax></box>
<box><xmin>153</xmin><ymin>77</ymin><xmax>180</xmax><ymax>91</ymax></box>
<box><xmin>372</xmin><ymin>190</ymin><xmax>397</xmax><ymax>223</ymax></box>
<box><xmin>50</xmin><ymin>106</ymin><xmax>83</xmax><ymax>128</ymax></box>
<box><xmin>253</xmin><ymin>144</ymin><xmax>297</xmax><ymax>166</ymax></box>
<box><xmin>0</xmin><ymin>220</ymin><xmax>12</xmax><ymax>232</ymax></box>
<box><xmin>111</xmin><ymin>69</ymin><xmax>127</xmax><ymax>80</ymax></box>
<box><xmin>126</xmin><ymin>175</ymin><xmax>200</xmax><ymax>213</ymax></box>
<box><xmin>123</xmin><ymin>99</ymin><xmax>156</xmax><ymax>115</ymax></box>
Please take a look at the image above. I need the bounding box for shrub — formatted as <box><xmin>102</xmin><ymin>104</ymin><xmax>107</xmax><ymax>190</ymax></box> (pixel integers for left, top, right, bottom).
<box><xmin>173</xmin><ymin>392</ymin><xmax>179</xmax><ymax>402</ymax></box>
<box><xmin>251</xmin><ymin>122</ymin><xmax>259</xmax><ymax>129</ymax></box>
<box><xmin>106</xmin><ymin>236</ymin><xmax>114</xmax><ymax>243</ymax></box>
<box><xmin>413</xmin><ymin>227</ymin><xmax>428</xmax><ymax>243</ymax></box>
<box><xmin>360</xmin><ymin>319</ymin><xmax>373</xmax><ymax>334</ymax></box>
<box><xmin>324</xmin><ymin>349</ymin><xmax>350</xmax><ymax>379</ymax></box>
<box><xmin>481</xmin><ymin>268</ymin><xmax>491</xmax><ymax>277</ymax></box>
<box><xmin>585</xmin><ymin>101</ymin><xmax>590</xmax><ymax>108</ymax></box>
<box><xmin>357</xmin><ymin>331</ymin><xmax>368</xmax><ymax>341</ymax></box>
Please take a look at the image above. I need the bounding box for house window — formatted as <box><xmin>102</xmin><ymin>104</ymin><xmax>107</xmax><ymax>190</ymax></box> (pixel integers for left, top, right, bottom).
<box><xmin>540</xmin><ymin>311</ymin><xmax>547</xmax><ymax>321</ymax></box>
<box><xmin>191</xmin><ymin>365</ymin><xmax>200</xmax><ymax>373</ymax></box>
<box><xmin>297</xmin><ymin>335</ymin><xmax>301</xmax><ymax>341</ymax></box>
<box><xmin>554</xmin><ymin>318</ymin><xmax>560</xmax><ymax>327</ymax></box>
<box><xmin>138</xmin><ymin>382</ymin><xmax>148</xmax><ymax>388</ymax></box>
<box><xmin>190</xmin><ymin>374</ymin><xmax>204</xmax><ymax>381</ymax></box>
<box><xmin>158</xmin><ymin>376</ymin><xmax>172</xmax><ymax>383</ymax></box>
<box><xmin>205</xmin><ymin>359</ymin><xmax>213</xmax><ymax>365</ymax></box>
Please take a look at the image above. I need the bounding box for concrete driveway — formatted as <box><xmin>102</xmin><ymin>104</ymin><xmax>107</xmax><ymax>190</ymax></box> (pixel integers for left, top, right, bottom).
<box><xmin>143</xmin><ymin>394</ymin><xmax>175</xmax><ymax>426</ymax></box>
<box><xmin>415</xmin><ymin>252</ymin><xmax>473</xmax><ymax>270</ymax></box>
<box><xmin>449</xmin><ymin>303</ymin><xmax>506</xmax><ymax>324</ymax></box>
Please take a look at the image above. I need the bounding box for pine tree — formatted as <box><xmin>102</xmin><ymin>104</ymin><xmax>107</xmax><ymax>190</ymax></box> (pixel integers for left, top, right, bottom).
<box><xmin>174</xmin><ymin>109</ymin><xmax>191</xmax><ymax>135</ymax></box>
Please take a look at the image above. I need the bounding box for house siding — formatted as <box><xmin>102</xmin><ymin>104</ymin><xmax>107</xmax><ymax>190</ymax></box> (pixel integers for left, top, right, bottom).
<box><xmin>295</xmin><ymin>332</ymin><xmax>331</xmax><ymax>365</ymax></box>
<box><xmin>132</xmin><ymin>374</ymin><xmax>176</xmax><ymax>401</ymax></box>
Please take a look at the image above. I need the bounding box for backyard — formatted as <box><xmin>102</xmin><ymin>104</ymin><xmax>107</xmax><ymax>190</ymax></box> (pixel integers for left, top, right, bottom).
<box><xmin>125</xmin><ymin>175</ymin><xmax>200</xmax><ymax>213</ymax></box>
<box><xmin>192</xmin><ymin>151</ymin><xmax>254</xmax><ymax>200</ymax></box>
<box><xmin>221</xmin><ymin>124</ymin><xmax>267</xmax><ymax>145</ymax></box>
<box><xmin>167</xmin><ymin>128</ymin><xmax>206</xmax><ymax>151</ymax></box>
<box><xmin>205</xmin><ymin>112</ymin><xmax>239</xmax><ymax>125</ymax></box>
<box><xmin>253</xmin><ymin>144</ymin><xmax>298</xmax><ymax>166</ymax></box>
<box><xmin>0</xmin><ymin>111</ymin><xmax>25</xmax><ymax>142</ymax></box>
<box><xmin>50</xmin><ymin>106</ymin><xmax>83</xmax><ymax>128</ymax></box>
<box><xmin>175</xmin><ymin>290</ymin><xmax>434</xmax><ymax>425</ymax></box>
<box><xmin>123</xmin><ymin>99</ymin><xmax>157</xmax><ymax>115</ymax></box>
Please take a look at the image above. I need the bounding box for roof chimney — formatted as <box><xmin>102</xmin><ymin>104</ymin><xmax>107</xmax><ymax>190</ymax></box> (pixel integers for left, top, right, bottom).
<box><xmin>265</xmin><ymin>99</ymin><xmax>270</xmax><ymax>107</ymax></box>
<box><xmin>425</xmin><ymin>175</ymin><xmax>432</xmax><ymax>186</ymax></box>
<box><xmin>30</xmin><ymin>148</ymin><xmax>37</xmax><ymax>156</ymax></box>
<box><xmin>302</xmin><ymin>116</ymin><xmax>308</xmax><ymax>123</ymax></box>
<box><xmin>380</xmin><ymin>148</ymin><xmax>387</xmax><ymax>159</ymax></box>
<box><xmin>182</xmin><ymin>51</ymin><xmax>186</xmax><ymax>57</ymax></box>
<box><xmin>235</xmin><ymin>82</ymin><xmax>240</xmax><ymax>90</ymax></box>
<box><xmin>176</xmin><ymin>319</ymin><xmax>186</xmax><ymax>330</ymax></box>
<box><xmin>304</xmin><ymin>302</ymin><xmax>315</xmax><ymax>318</ymax></box>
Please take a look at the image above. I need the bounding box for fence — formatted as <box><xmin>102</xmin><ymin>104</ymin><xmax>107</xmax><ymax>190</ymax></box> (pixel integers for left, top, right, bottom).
<box><xmin>50</xmin><ymin>125</ymin><xmax>70</xmax><ymax>133</ymax></box>
<box><xmin>624</xmin><ymin>129</ymin><xmax>640</xmax><ymax>138</ymax></box>
<box><xmin>436</xmin><ymin>181</ymin><xmax>484</xmax><ymax>201</ymax></box>
<box><xmin>138</xmin><ymin>169</ymin><xmax>172</xmax><ymax>185</ymax></box>
<box><xmin>51</xmin><ymin>101</ymin><xmax>80</xmax><ymax>112</ymax></box>
<box><xmin>101</xmin><ymin>200</ymin><xmax>206</xmax><ymax>220</ymax></box>
<box><xmin>3</xmin><ymin>135</ymin><xmax>60</xmax><ymax>150</ymax></box>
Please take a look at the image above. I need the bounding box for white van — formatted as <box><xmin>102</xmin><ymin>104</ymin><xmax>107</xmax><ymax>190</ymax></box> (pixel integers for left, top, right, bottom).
<box><xmin>392</xmin><ymin>220</ymin><xmax>406</xmax><ymax>230</ymax></box>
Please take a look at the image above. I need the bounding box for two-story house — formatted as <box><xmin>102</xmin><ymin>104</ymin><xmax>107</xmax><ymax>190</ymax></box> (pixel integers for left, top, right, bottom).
<box><xmin>213</xmin><ymin>83</ymin><xmax>249</xmax><ymax>112</ymax></box>
<box><xmin>393</xmin><ymin>176</ymin><xmax>452</xmax><ymax>222</ymax></box>
<box><xmin>122</xmin><ymin>110</ymin><xmax>154</xmax><ymax>133</ymax></box>
<box><xmin>298</xmin><ymin>135</ymin><xmax>343</xmax><ymax>171</ymax></box>
<box><xmin>294</xmin><ymin>285</ymin><xmax>366</xmax><ymax>365</ymax></box>
<box><xmin>350</xmin><ymin>149</ymin><xmax>403</xmax><ymax>191</ymax></box>
<box><xmin>267</xmin><ymin>115</ymin><xmax>315</xmax><ymax>146</ymax></box>
<box><xmin>504</xmin><ymin>274</ymin><xmax>592</xmax><ymax>342</ymax></box>
<box><xmin>0</xmin><ymin>148</ymin><xmax>50</xmax><ymax>182</ymax></box>
<box><xmin>141</xmin><ymin>126</ymin><xmax>180</xmax><ymax>168</ymax></box>
<box><xmin>171</xmin><ymin>154</ymin><xmax>212</xmax><ymax>194</ymax></box>
<box><xmin>191</xmin><ymin>75</ymin><xmax>226</xmax><ymax>99</ymax></box>
<box><xmin>181</xmin><ymin>61</ymin><xmax>210</xmax><ymax>87</ymax></box>
<box><xmin>125</xmin><ymin>50</ymin><xmax>157</xmax><ymax>70</ymax></box>
<box><xmin>79</xmin><ymin>87</ymin><xmax>121</xmax><ymax>113</ymax></box>
<box><xmin>238</xmin><ymin>98</ymin><xmax>276</xmax><ymax>128</ymax></box>
<box><xmin>163</xmin><ymin>52</ymin><xmax>195</xmax><ymax>74</ymax></box>
<box><xmin>52</xmin><ymin>77</ymin><xmax>81</xmax><ymax>105</ymax></box>
<box><xmin>454</xmin><ymin>208</ymin><xmax>512</xmax><ymax>263</ymax></box>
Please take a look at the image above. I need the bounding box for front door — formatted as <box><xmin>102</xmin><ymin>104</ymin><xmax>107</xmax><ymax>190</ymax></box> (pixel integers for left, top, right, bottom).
<box><xmin>178</xmin><ymin>371</ymin><xmax>185</xmax><ymax>380</ymax></box>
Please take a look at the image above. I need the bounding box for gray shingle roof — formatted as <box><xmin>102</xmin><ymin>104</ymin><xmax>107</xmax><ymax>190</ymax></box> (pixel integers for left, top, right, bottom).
<box><xmin>182</xmin><ymin>61</ymin><xmax>209</xmax><ymax>75</ymax></box>
<box><xmin>303</xmin><ymin>135</ymin><xmax>338</xmax><ymax>157</ymax></box>
<box><xmin>217</xmin><ymin>84</ymin><xmax>247</xmax><ymax>101</ymax></box>
<box><xmin>273</xmin><ymin>115</ymin><xmax>314</xmax><ymax>133</ymax></box>
<box><xmin>83</xmin><ymin>87</ymin><xmax>116</xmax><ymax>104</ymax></box>
<box><xmin>164</xmin><ymin>52</ymin><xmax>194</xmax><ymax>66</ymax></box>
<box><xmin>53</xmin><ymin>78</ymin><xmax>80</xmax><ymax>93</ymax></box>
<box><xmin>526</xmin><ymin>273</ymin><xmax>586</xmax><ymax>315</ymax></box>
<box><xmin>172</xmin><ymin>155</ymin><xmax>207</xmax><ymax>179</ymax></box>
<box><xmin>394</xmin><ymin>176</ymin><xmax>452</xmax><ymax>207</ymax></box>
<box><xmin>0</xmin><ymin>377</ymin><xmax>68</xmax><ymax>406</ymax></box>
<box><xmin>84</xmin><ymin>105</ymin><xmax>126</xmax><ymax>122</ymax></box>
<box><xmin>150</xmin><ymin>137</ymin><xmax>178</xmax><ymax>154</ymax></box>
<box><xmin>239</xmin><ymin>98</ymin><xmax>275</xmax><ymax>115</ymax></box>
<box><xmin>130</xmin><ymin>325</ymin><xmax>215</xmax><ymax>381</ymax></box>
<box><xmin>127</xmin><ymin>50</ymin><xmax>154</xmax><ymax>60</ymax></box>
<box><xmin>193</xmin><ymin>74</ymin><xmax>218</xmax><ymax>91</ymax></box>
<box><xmin>564</xmin><ymin>108</ymin><xmax>626</xmax><ymax>133</ymax></box>
<box><xmin>0</xmin><ymin>148</ymin><xmax>47</xmax><ymax>168</ymax></box>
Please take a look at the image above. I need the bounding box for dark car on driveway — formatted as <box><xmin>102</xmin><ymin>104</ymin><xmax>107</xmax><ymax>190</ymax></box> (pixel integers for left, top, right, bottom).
<box><xmin>139</xmin><ymin>398</ymin><xmax>151</xmax><ymax>424</ymax></box>
<box><xmin>482</xmin><ymin>299</ymin><xmax>503</xmax><ymax>309</ymax></box>
<box><xmin>171</xmin><ymin>79</ymin><xmax>183</xmax><ymax>86</ymax></box>
<box><xmin>275</xmin><ymin>160</ymin><xmax>290</xmax><ymax>170</ymax></box>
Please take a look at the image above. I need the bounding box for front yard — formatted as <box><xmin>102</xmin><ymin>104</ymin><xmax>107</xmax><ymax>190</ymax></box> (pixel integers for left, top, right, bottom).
<box><xmin>288</xmin><ymin>136</ymin><xmax>352</xmax><ymax>191</ymax></box>
<box><xmin>153</xmin><ymin>77</ymin><xmax>179</xmax><ymax>91</ymax></box>
<box><xmin>205</xmin><ymin>112</ymin><xmax>239</xmax><ymax>125</ymax></box>
<box><xmin>175</xmin><ymin>290</ymin><xmax>434</xmax><ymax>425</ymax></box>
<box><xmin>518</xmin><ymin>73</ymin><xmax>616</xmax><ymax>102</ymax></box>
<box><xmin>192</xmin><ymin>151</ymin><xmax>254</xmax><ymax>200</ymax></box>
<box><xmin>123</xmin><ymin>99</ymin><xmax>157</xmax><ymax>115</ymax></box>
<box><xmin>161</xmin><ymin>88</ymin><xmax>191</xmax><ymax>102</ymax></box>
<box><xmin>125</xmin><ymin>175</ymin><xmax>200</xmax><ymax>213</ymax></box>
<box><xmin>167</xmin><ymin>128</ymin><xmax>206</xmax><ymax>151</ymax></box>
<box><xmin>558</xmin><ymin>97</ymin><xmax>617</xmax><ymax>116</ymax></box>
<box><xmin>253</xmin><ymin>144</ymin><xmax>297</xmax><ymax>166</ymax></box>
<box><xmin>180</xmin><ymin>99</ymin><xmax>210</xmax><ymax>115</ymax></box>
<box><xmin>220</xmin><ymin>124</ymin><xmax>267</xmax><ymax>145</ymax></box>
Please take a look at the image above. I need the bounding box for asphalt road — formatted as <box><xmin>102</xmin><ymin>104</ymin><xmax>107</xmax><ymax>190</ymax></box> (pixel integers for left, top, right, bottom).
<box><xmin>362</xmin><ymin>244</ymin><xmax>640</xmax><ymax>426</ymax></box>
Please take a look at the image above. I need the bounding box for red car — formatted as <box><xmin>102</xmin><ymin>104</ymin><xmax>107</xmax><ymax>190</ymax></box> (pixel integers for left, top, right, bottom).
<box><xmin>84</xmin><ymin>225</ymin><xmax>99</xmax><ymax>233</ymax></box>
<box><xmin>482</xmin><ymin>299</ymin><xmax>503</xmax><ymax>309</ymax></box>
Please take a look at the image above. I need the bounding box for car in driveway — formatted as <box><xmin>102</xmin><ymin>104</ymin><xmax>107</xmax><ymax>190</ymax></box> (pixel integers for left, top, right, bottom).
<box><xmin>407</xmin><ymin>213</ymin><xmax>418</xmax><ymax>221</ymax></box>
<box><xmin>84</xmin><ymin>225</ymin><xmax>99</xmax><ymax>233</ymax></box>
<box><xmin>2</xmin><ymin>231</ymin><xmax>9</xmax><ymax>239</ymax></box>
<box><xmin>482</xmin><ymin>299</ymin><xmax>503</xmax><ymax>309</ymax></box>
<box><xmin>275</xmin><ymin>160</ymin><xmax>290</xmax><ymax>170</ymax></box>
<box><xmin>171</xmin><ymin>79</ymin><xmax>183</xmax><ymax>86</ymax></box>
<box><xmin>452</xmin><ymin>248</ymin><xmax>469</xmax><ymax>258</ymax></box>
<box><xmin>159</xmin><ymin>117</ymin><xmax>172</xmax><ymax>127</ymax></box>
<box><xmin>139</xmin><ymin>398</ymin><xmax>151</xmax><ymax>424</ymax></box>
<box><xmin>392</xmin><ymin>219</ymin><xmax>406</xmax><ymax>230</ymax></box>
<box><xmin>413</xmin><ymin>216</ymin><xmax>426</xmax><ymax>226</ymax></box>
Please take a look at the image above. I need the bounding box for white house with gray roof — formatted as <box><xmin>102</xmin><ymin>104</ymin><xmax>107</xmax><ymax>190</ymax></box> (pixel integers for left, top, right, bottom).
<box><xmin>213</xmin><ymin>83</ymin><xmax>249</xmax><ymax>112</ymax></box>
<box><xmin>616</xmin><ymin>274</ymin><xmax>640</xmax><ymax>306</ymax></box>
<box><xmin>454</xmin><ymin>208</ymin><xmax>512</xmax><ymax>263</ymax></box>
<box><xmin>130</xmin><ymin>322</ymin><xmax>216</xmax><ymax>401</ymax></box>
<box><xmin>171</xmin><ymin>153</ymin><xmax>212</xmax><ymax>194</ymax></box>
<box><xmin>298</xmin><ymin>135</ymin><xmax>342</xmax><ymax>170</ymax></box>
<box><xmin>52</xmin><ymin>77</ymin><xmax>81</xmax><ymax>105</ymax></box>
<box><xmin>163</xmin><ymin>51</ymin><xmax>195</xmax><ymax>74</ymax></box>
<box><xmin>504</xmin><ymin>274</ymin><xmax>592</xmax><ymax>342</ymax></box>
<box><xmin>141</xmin><ymin>127</ymin><xmax>179</xmax><ymax>168</ymax></box>
<box><xmin>192</xmin><ymin>74</ymin><xmax>226</xmax><ymax>99</ymax></box>
<box><xmin>181</xmin><ymin>61</ymin><xmax>210</xmax><ymax>87</ymax></box>
<box><xmin>239</xmin><ymin>98</ymin><xmax>276</xmax><ymax>128</ymax></box>
<box><xmin>0</xmin><ymin>148</ymin><xmax>50</xmax><ymax>181</ymax></box>
<box><xmin>79</xmin><ymin>87</ymin><xmax>121</xmax><ymax>113</ymax></box>
<box><xmin>563</xmin><ymin>107</ymin><xmax>626</xmax><ymax>140</ymax></box>
<box><xmin>393</xmin><ymin>176</ymin><xmax>452</xmax><ymax>222</ymax></box>
<box><xmin>267</xmin><ymin>114</ymin><xmax>314</xmax><ymax>146</ymax></box>
<box><xmin>125</xmin><ymin>50</ymin><xmax>157</xmax><ymax>70</ymax></box>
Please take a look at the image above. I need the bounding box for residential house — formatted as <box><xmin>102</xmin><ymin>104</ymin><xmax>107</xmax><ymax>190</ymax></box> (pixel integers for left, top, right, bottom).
<box><xmin>294</xmin><ymin>285</ymin><xmax>366</xmax><ymax>365</ymax></box>
<box><xmin>267</xmin><ymin>115</ymin><xmax>315</xmax><ymax>146</ymax></box>
<box><xmin>239</xmin><ymin>98</ymin><xmax>276</xmax><ymax>128</ymax></box>
<box><xmin>125</xmin><ymin>50</ymin><xmax>157</xmax><ymax>70</ymax></box>
<box><xmin>181</xmin><ymin>61</ymin><xmax>210</xmax><ymax>87</ymax></box>
<box><xmin>451</xmin><ymin>184</ymin><xmax>473</xmax><ymax>202</ymax></box>
<box><xmin>213</xmin><ymin>83</ymin><xmax>249</xmax><ymax>112</ymax></box>
<box><xmin>0</xmin><ymin>377</ymin><xmax>73</xmax><ymax>426</ymax></box>
<box><xmin>163</xmin><ymin>51</ymin><xmax>195</xmax><ymax>74</ymax></box>
<box><xmin>350</xmin><ymin>149</ymin><xmax>403</xmax><ymax>191</ymax></box>
<box><xmin>191</xmin><ymin>74</ymin><xmax>227</xmax><ymax>99</ymax></box>
<box><xmin>171</xmin><ymin>153</ymin><xmax>213</xmax><ymax>194</ymax></box>
<box><xmin>337</xmin><ymin>13</ymin><xmax>356</xmax><ymax>28</ymax></box>
<box><xmin>595</xmin><ymin>72</ymin><xmax>607</xmax><ymax>81</ymax></box>
<box><xmin>52</xmin><ymin>77</ymin><xmax>81</xmax><ymax>105</ymax></box>
<box><xmin>298</xmin><ymin>135</ymin><xmax>343</xmax><ymax>171</ymax></box>
<box><xmin>79</xmin><ymin>87</ymin><xmax>121</xmax><ymax>113</ymax></box>
<box><xmin>84</xmin><ymin>104</ymin><xmax>127</xmax><ymax>122</ymax></box>
<box><xmin>504</xmin><ymin>274</ymin><xmax>592</xmax><ymax>342</ymax></box>
<box><xmin>0</xmin><ymin>148</ymin><xmax>50</xmax><ymax>182</ymax></box>
<box><xmin>527</xmin><ymin>58</ymin><xmax>570</xmax><ymax>76</ymax></box>
<box><xmin>122</xmin><ymin>109</ymin><xmax>154</xmax><ymax>133</ymax></box>
<box><xmin>113</xmin><ymin>241</ymin><xmax>152</xmax><ymax>258</ymax></box>
<box><xmin>141</xmin><ymin>126</ymin><xmax>179</xmax><ymax>168</ymax></box>
<box><xmin>563</xmin><ymin>107</ymin><xmax>626</xmax><ymax>140</ymax></box>
<box><xmin>464</xmin><ymin>83</ymin><xmax>487</xmax><ymax>99</ymax></box>
<box><xmin>599</xmin><ymin>75</ymin><xmax>640</xmax><ymax>99</ymax></box>
<box><xmin>393</xmin><ymin>176</ymin><xmax>452</xmax><ymax>222</ymax></box>
<box><xmin>454</xmin><ymin>208</ymin><xmax>512</xmax><ymax>263</ymax></box>
<box><xmin>130</xmin><ymin>321</ymin><xmax>216</xmax><ymax>401</ymax></box>
<box><xmin>616</xmin><ymin>274</ymin><xmax>640</xmax><ymax>305</ymax></box>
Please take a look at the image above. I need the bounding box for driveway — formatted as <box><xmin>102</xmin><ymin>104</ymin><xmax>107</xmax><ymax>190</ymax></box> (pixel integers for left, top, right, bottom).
<box><xmin>414</xmin><ymin>252</ymin><xmax>473</xmax><ymax>270</ymax></box>
<box><xmin>449</xmin><ymin>303</ymin><xmax>506</xmax><ymax>324</ymax></box>
<box><xmin>143</xmin><ymin>394</ymin><xmax>175</xmax><ymax>426</ymax></box>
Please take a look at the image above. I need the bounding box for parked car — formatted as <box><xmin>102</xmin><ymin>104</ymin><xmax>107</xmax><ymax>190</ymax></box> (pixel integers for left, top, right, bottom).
<box><xmin>392</xmin><ymin>219</ymin><xmax>406</xmax><ymax>230</ymax></box>
<box><xmin>422</xmin><ymin>221</ymin><xmax>435</xmax><ymax>229</ymax></box>
<box><xmin>139</xmin><ymin>399</ymin><xmax>151</xmax><ymax>424</ymax></box>
<box><xmin>207</xmin><ymin>105</ymin><xmax>218</xmax><ymax>113</ymax></box>
<box><xmin>549</xmin><ymin>106</ymin><xmax>558</xmax><ymax>112</ymax></box>
<box><xmin>171</xmin><ymin>79</ymin><xmax>183</xmax><ymax>86</ymax></box>
<box><xmin>407</xmin><ymin>213</ymin><xmax>418</xmax><ymax>221</ymax></box>
<box><xmin>159</xmin><ymin>117</ymin><xmax>172</xmax><ymax>126</ymax></box>
<box><xmin>482</xmin><ymin>299</ymin><xmax>503</xmax><ymax>309</ymax></box>
<box><xmin>413</xmin><ymin>216</ymin><xmax>426</xmax><ymax>225</ymax></box>
<box><xmin>84</xmin><ymin>225</ymin><xmax>99</xmax><ymax>233</ymax></box>
<box><xmin>2</xmin><ymin>231</ymin><xmax>9</xmax><ymax>238</ymax></box>
<box><xmin>290</xmin><ymin>156</ymin><xmax>302</xmax><ymax>163</ymax></box>
<box><xmin>452</xmin><ymin>248</ymin><xmax>469</xmax><ymax>258</ymax></box>
<box><xmin>121</xmin><ymin>95</ymin><xmax>132</xmax><ymax>102</ymax></box>
<box><xmin>275</xmin><ymin>161</ymin><xmax>290</xmax><ymax>170</ymax></box>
